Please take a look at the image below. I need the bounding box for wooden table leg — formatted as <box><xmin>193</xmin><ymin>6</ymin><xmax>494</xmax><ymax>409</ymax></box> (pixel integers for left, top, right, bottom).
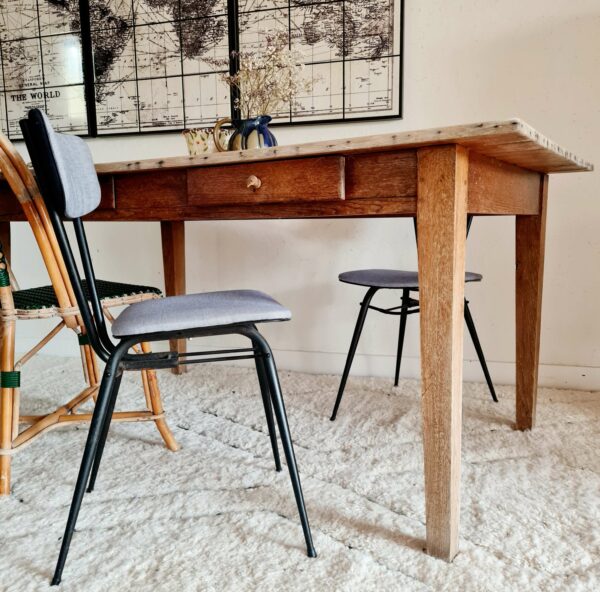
<box><xmin>416</xmin><ymin>145</ymin><xmax>469</xmax><ymax>561</ymax></box>
<box><xmin>160</xmin><ymin>221</ymin><xmax>187</xmax><ymax>374</ymax></box>
<box><xmin>515</xmin><ymin>175</ymin><xmax>548</xmax><ymax>430</ymax></box>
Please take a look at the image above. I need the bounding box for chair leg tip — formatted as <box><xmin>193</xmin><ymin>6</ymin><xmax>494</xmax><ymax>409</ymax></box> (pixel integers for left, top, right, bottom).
<box><xmin>51</xmin><ymin>576</ymin><xmax>61</xmax><ymax>586</ymax></box>
<box><xmin>307</xmin><ymin>546</ymin><xmax>317</xmax><ymax>558</ymax></box>
<box><xmin>329</xmin><ymin>414</ymin><xmax>336</xmax><ymax>421</ymax></box>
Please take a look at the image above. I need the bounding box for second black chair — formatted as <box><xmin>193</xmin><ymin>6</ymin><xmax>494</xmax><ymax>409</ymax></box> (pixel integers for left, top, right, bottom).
<box><xmin>330</xmin><ymin>217</ymin><xmax>498</xmax><ymax>421</ymax></box>
<box><xmin>21</xmin><ymin>109</ymin><xmax>316</xmax><ymax>586</ymax></box>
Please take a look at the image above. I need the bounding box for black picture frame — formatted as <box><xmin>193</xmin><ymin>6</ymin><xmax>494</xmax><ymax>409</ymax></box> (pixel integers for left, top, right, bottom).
<box><xmin>0</xmin><ymin>0</ymin><xmax>404</xmax><ymax>139</ymax></box>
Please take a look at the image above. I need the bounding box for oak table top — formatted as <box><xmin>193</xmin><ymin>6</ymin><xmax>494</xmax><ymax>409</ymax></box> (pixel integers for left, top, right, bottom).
<box><xmin>94</xmin><ymin>119</ymin><xmax>592</xmax><ymax>175</ymax></box>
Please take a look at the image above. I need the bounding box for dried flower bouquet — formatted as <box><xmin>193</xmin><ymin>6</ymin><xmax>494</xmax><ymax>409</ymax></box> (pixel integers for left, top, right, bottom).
<box><xmin>215</xmin><ymin>33</ymin><xmax>313</xmax><ymax>119</ymax></box>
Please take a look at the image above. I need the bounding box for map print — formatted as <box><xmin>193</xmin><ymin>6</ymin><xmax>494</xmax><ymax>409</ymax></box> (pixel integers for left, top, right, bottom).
<box><xmin>0</xmin><ymin>1</ymin><xmax>402</xmax><ymax>138</ymax></box>
<box><xmin>0</xmin><ymin>0</ymin><xmax>87</xmax><ymax>137</ymax></box>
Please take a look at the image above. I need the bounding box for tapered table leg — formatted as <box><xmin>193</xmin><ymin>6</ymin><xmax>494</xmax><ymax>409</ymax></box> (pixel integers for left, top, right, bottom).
<box><xmin>416</xmin><ymin>145</ymin><xmax>469</xmax><ymax>561</ymax></box>
<box><xmin>160</xmin><ymin>221</ymin><xmax>187</xmax><ymax>374</ymax></box>
<box><xmin>515</xmin><ymin>175</ymin><xmax>548</xmax><ymax>430</ymax></box>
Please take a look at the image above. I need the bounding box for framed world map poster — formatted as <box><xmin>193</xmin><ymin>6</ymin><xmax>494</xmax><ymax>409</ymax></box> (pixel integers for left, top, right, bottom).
<box><xmin>0</xmin><ymin>1</ymin><xmax>404</xmax><ymax>138</ymax></box>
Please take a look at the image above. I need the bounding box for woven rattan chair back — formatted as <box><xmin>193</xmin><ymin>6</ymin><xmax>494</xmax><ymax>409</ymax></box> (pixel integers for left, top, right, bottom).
<box><xmin>0</xmin><ymin>136</ymin><xmax>80</xmax><ymax>328</ymax></box>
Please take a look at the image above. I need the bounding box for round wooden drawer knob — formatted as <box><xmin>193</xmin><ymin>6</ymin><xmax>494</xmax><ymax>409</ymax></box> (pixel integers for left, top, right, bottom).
<box><xmin>246</xmin><ymin>175</ymin><xmax>262</xmax><ymax>190</ymax></box>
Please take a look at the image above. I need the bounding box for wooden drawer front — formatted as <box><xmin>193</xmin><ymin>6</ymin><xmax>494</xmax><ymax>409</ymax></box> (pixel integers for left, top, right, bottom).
<box><xmin>115</xmin><ymin>170</ymin><xmax>187</xmax><ymax>209</ymax></box>
<box><xmin>188</xmin><ymin>156</ymin><xmax>345</xmax><ymax>206</ymax></box>
<box><xmin>346</xmin><ymin>150</ymin><xmax>417</xmax><ymax>199</ymax></box>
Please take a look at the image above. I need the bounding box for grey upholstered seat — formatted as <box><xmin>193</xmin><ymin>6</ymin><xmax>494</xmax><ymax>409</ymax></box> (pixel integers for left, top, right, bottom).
<box><xmin>112</xmin><ymin>289</ymin><xmax>291</xmax><ymax>337</ymax></box>
<box><xmin>338</xmin><ymin>269</ymin><xmax>482</xmax><ymax>289</ymax></box>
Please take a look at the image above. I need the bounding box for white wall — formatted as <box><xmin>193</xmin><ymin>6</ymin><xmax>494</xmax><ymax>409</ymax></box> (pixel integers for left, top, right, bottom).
<box><xmin>10</xmin><ymin>0</ymin><xmax>600</xmax><ymax>389</ymax></box>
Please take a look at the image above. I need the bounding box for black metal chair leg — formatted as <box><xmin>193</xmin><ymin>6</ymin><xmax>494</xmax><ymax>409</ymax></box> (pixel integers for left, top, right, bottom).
<box><xmin>86</xmin><ymin>372</ymin><xmax>124</xmax><ymax>493</ymax></box>
<box><xmin>394</xmin><ymin>288</ymin><xmax>410</xmax><ymax>387</ymax></box>
<box><xmin>254</xmin><ymin>352</ymin><xmax>282</xmax><ymax>472</ymax></box>
<box><xmin>51</xmin><ymin>343</ymin><xmax>129</xmax><ymax>587</ymax></box>
<box><xmin>330</xmin><ymin>287</ymin><xmax>378</xmax><ymax>421</ymax></box>
<box><xmin>464</xmin><ymin>299</ymin><xmax>498</xmax><ymax>403</ymax></box>
<box><xmin>249</xmin><ymin>330</ymin><xmax>317</xmax><ymax>558</ymax></box>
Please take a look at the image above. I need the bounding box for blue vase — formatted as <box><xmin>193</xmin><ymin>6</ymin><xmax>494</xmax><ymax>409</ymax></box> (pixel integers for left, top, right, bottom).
<box><xmin>213</xmin><ymin>115</ymin><xmax>277</xmax><ymax>152</ymax></box>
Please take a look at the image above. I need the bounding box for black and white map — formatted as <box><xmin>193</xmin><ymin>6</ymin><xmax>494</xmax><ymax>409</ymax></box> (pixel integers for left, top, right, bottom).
<box><xmin>0</xmin><ymin>1</ymin><xmax>402</xmax><ymax>137</ymax></box>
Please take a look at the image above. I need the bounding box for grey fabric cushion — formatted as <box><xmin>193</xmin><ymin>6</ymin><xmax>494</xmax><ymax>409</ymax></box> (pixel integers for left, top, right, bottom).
<box><xmin>39</xmin><ymin>111</ymin><xmax>101</xmax><ymax>218</ymax></box>
<box><xmin>339</xmin><ymin>269</ymin><xmax>482</xmax><ymax>289</ymax></box>
<box><xmin>112</xmin><ymin>289</ymin><xmax>291</xmax><ymax>337</ymax></box>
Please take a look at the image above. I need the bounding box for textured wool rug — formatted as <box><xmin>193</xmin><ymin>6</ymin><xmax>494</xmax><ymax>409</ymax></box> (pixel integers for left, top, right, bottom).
<box><xmin>0</xmin><ymin>356</ymin><xmax>599</xmax><ymax>592</ymax></box>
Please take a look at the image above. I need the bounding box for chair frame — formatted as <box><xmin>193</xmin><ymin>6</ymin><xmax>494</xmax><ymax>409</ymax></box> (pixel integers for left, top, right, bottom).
<box><xmin>0</xmin><ymin>134</ymin><xmax>178</xmax><ymax>497</ymax></box>
<box><xmin>20</xmin><ymin>112</ymin><xmax>315</xmax><ymax>586</ymax></box>
<box><xmin>330</xmin><ymin>216</ymin><xmax>498</xmax><ymax>421</ymax></box>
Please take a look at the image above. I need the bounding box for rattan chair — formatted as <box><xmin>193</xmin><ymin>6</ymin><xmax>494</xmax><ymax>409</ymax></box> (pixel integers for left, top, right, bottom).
<box><xmin>21</xmin><ymin>109</ymin><xmax>315</xmax><ymax>585</ymax></box>
<box><xmin>0</xmin><ymin>133</ymin><xmax>178</xmax><ymax>497</ymax></box>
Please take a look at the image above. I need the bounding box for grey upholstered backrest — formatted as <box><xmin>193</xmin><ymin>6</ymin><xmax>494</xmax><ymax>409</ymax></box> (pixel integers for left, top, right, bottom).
<box><xmin>38</xmin><ymin>110</ymin><xmax>101</xmax><ymax>219</ymax></box>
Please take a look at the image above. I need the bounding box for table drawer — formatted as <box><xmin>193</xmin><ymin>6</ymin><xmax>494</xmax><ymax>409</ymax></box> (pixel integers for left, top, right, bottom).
<box><xmin>187</xmin><ymin>156</ymin><xmax>345</xmax><ymax>206</ymax></box>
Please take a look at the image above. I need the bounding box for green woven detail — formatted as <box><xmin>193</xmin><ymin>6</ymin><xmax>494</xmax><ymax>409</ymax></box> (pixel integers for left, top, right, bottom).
<box><xmin>0</xmin><ymin>241</ymin><xmax>9</xmax><ymax>288</ymax></box>
<box><xmin>0</xmin><ymin>268</ymin><xmax>9</xmax><ymax>288</ymax></box>
<box><xmin>1</xmin><ymin>371</ymin><xmax>20</xmax><ymax>388</ymax></box>
<box><xmin>78</xmin><ymin>333</ymin><xmax>90</xmax><ymax>345</ymax></box>
<box><xmin>2</xmin><ymin>279</ymin><xmax>162</xmax><ymax>311</ymax></box>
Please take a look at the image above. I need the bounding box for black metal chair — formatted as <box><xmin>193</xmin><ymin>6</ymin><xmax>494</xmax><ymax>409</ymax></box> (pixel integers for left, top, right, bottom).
<box><xmin>20</xmin><ymin>109</ymin><xmax>316</xmax><ymax>586</ymax></box>
<box><xmin>330</xmin><ymin>217</ymin><xmax>498</xmax><ymax>421</ymax></box>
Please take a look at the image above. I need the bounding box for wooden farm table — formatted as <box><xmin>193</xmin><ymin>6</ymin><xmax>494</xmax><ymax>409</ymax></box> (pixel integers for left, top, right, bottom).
<box><xmin>0</xmin><ymin>119</ymin><xmax>592</xmax><ymax>561</ymax></box>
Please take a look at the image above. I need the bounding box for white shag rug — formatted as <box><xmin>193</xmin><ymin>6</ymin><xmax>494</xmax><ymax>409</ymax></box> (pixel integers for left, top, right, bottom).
<box><xmin>1</xmin><ymin>356</ymin><xmax>599</xmax><ymax>592</ymax></box>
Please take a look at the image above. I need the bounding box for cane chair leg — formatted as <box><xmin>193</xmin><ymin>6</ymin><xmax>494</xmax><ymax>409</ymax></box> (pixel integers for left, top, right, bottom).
<box><xmin>80</xmin><ymin>343</ymin><xmax>99</xmax><ymax>402</ymax></box>
<box><xmin>254</xmin><ymin>352</ymin><xmax>281</xmax><ymax>471</ymax></box>
<box><xmin>0</xmin><ymin>319</ymin><xmax>15</xmax><ymax>496</ymax></box>
<box><xmin>78</xmin><ymin>345</ymin><xmax>88</xmax><ymax>384</ymax></box>
<box><xmin>394</xmin><ymin>288</ymin><xmax>410</xmax><ymax>387</ymax></box>
<box><xmin>105</xmin><ymin>309</ymin><xmax>179</xmax><ymax>451</ymax></box>
<box><xmin>11</xmin><ymin>388</ymin><xmax>19</xmax><ymax>440</ymax></box>
<box><xmin>330</xmin><ymin>287</ymin><xmax>378</xmax><ymax>421</ymax></box>
<box><xmin>140</xmin><ymin>369</ymin><xmax>152</xmax><ymax>409</ymax></box>
<box><xmin>251</xmin><ymin>330</ymin><xmax>316</xmax><ymax>558</ymax></box>
<box><xmin>0</xmin><ymin>395</ymin><xmax>13</xmax><ymax>496</ymax></box>
<box><xmin>89</xmin><ymin>345</ymin><xmax>100</xmax><ymax>385</ymax></box>
<box><xmin>51</xmin><ymin>346</ymin><xmax>127</xmax><ymax>586</ymax></box>
<box><xmin>140</xmin><ymin>342</ymin><xmax>179</xmax><ymax>452</ymax></box>
<box><xmin>464</xmin><ymin>299</ymin><xmax>498</xmax><ymax>403</ymax></box>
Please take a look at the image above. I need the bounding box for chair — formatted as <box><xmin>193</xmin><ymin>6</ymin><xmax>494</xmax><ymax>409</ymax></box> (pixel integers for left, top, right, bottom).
<box><xmin>330</xmin><ymin>217</ymin><xmax>497</xmax><ymax>421</ymax></box>
<box><xmin>0</xmin><ymin>134</ymin><xmax>179</xmax><ymax>497</ymax></box>
<box><xmin>20</xmin><ymin>108</ymin><xmax>315</xmax><ymax>586</ymax></box>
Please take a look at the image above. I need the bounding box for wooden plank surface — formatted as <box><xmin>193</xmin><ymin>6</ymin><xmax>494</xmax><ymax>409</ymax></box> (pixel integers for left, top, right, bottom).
<box><xmin>515</xmin><ymin>176</ymin><xmax>549</xmax><ymax>430</ymax></box>
<box><xmin>417</xmin><ymin>144</ymin><xmax>469</xmax><ymax>561</ymax></box>
<box><xmin>94</xmin><ymin>120</ymin><xmax>593</xmax><ymax>176</ymax></box>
